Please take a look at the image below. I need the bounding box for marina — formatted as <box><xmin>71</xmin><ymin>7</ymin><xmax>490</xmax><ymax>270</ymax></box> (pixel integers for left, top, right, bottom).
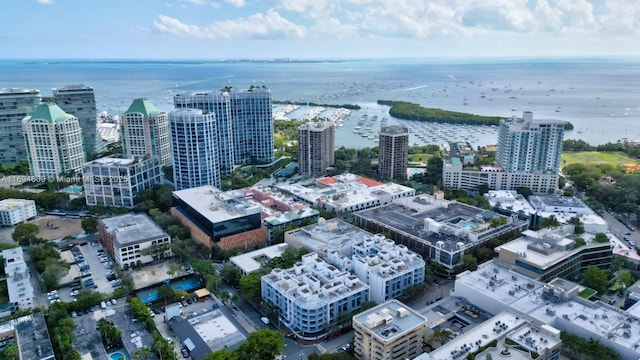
<box><xmin>274</xmin><ymin>103</ymin><xmax>500</xmax><ymax>149</ymax></box>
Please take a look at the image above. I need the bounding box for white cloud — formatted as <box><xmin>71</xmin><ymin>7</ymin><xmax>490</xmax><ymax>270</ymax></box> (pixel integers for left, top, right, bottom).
<box><xmin>180</xmin><ymin>0</ymin><xmax>206</xmax><ymax>4</ymax></box>
<box><xmin>154</xmin><ymin>10</ymin><xmax>306</xmax><ymax>39</ymax></box>
<box><xmin>154</xmin><ymin>15</ymin><xmax>205</xmax><ymax>37</ymax></box>
<box><xmin>37</xmin><ymin>0</ymin><xmax>54</xmax><ymax>4</ymax></box>
<box><xmin>223</xmin><ymin>0</ymin><xmax>245</xmax><ymax>7</ymax></box>
<box><xmin>310</xmin><ymin>18</ymin><xmax>358</xmax><ymax>38</ymax></box>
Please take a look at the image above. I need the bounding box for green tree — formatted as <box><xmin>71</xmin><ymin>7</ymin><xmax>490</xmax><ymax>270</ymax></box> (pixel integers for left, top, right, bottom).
<box><xmin>239</xmin><ymin>272</ymin><xmax>263</xmax><ymax>304</ymax></box>
<box><xmin>540</xmin><ymin>215</ymin><xmax>560</xmax><ymax>229</ymax></box>
<box><xmin>568</xmin><ymin>217</ymin><xmax>585</xmax><ymax>234</ymax></box>
<box><xmin>97</xmin><ymin>318</ymin><xmax>122</xmax><ymax>350</ymax></box>
<box><xmin>204</xmin><ymin>349</ymin><xmax>239</xmax><ymax>360</ymax></box>
<box><xmin>41</xmin><ymin>260</ymin><xmax>69</xmax><ymax>290</ymax></box>
<box><xmin>206</xmin><ymin>274</ymin><xmax>221</xmax><ymax>292</ymax></box>
<box><xmin>581</xmin><ymin>266</ymin><xmax>609</xmax><ymax>294</ymax></box>
<box><xmin>618</xmin><ymin>271</ymin><xmax>633</xmax><ymax>288</ymax></box>
<box><xmin>157</xmin><ymin>285</ymin><xmax>176</xmax><ymax>304</ymax></box>
<box><xmin>0</xmin><ymin>343</ymin><xmax>19</xmax><ymax>360</ymax></box>
<box><xmin>129</xmin><ymin>297</ymin><xmax>153</xmax><ymax>321</ymax></box>
<box><xmin>237</xmin><ymin>329</ymin><xmax>285</xmax><ymax>360</ymax></box>
<box><xmin>461</xmin><ymin>254</ymin><xmax>478</xmax><ymax>271</ymax></box>
<box><xmin>191</xmin><ymin>258</ymin><xmax>217</xmax><ymax>278</ymax></box>
<box><xmin>81</xmin><ymin>217</ymin><xmax>99</xmax><ymax>234</ymax></box>
<box><xmin>593</xmin><ymin>232</ymin><xmax>609</xmax><ymax>243</ymax></box>
<box><xmin>220</xmin><ymin>263</ymin><xmax>242</xmax><ymax>287</ymax></box>
<box><xmin>12</xmin><ymin>223</ymin><xmax>40</xmax><ymax>245</ymax></box>
<box><xmin>427</xmin><ymin>329</ymin><xmax>452</xmax><ymax>346</ymax></box>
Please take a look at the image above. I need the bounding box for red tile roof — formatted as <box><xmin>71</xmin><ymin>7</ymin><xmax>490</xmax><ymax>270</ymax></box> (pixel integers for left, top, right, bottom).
<box><xmin>358</xmin><ymin>177</ymin><xmax>383</xmax><ymax>187</ymax></box>
<box><xmin>317</xmin><ymin>177</ymin><xmax>338</xmax><ymax>185</ymax></box>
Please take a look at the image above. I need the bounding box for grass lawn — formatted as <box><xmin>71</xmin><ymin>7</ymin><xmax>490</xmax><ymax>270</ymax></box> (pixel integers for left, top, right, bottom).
<box><xmin>408</xmin><ymin>154</ymin><xmax>433</xmax><ymax>162</ymax></box>
<box><xmin>578</xmin><ymin>288</ymin><xmax>597</xmax><ymax>299</ymax></box>
<box><xmin>562</xmin><ymin>151</ymin><xmax>640</xmax><ymax>168</ymax></box>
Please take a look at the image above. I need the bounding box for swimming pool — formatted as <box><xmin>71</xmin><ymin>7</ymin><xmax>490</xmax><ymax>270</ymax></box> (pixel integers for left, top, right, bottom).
<box><xmin>64</xmin><ymin>185</ymin><xmax>83</xmax><ymax>193</ymax></box>
<box><xmin>110</xmin><ymin>351</ymin><xmax>126</xmax><ymax>360</ymax></box>
<box><xmin>136</xmin><ymin>276</ymin><xmax>203</xmax><ymax>304</ymax></box>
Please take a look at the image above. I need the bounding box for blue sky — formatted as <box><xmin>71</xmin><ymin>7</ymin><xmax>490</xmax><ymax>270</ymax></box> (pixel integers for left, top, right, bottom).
<box><xmin>2</xmin><ymin>0</ymin><xmax>639</xmax><ymax>59</ymax></box>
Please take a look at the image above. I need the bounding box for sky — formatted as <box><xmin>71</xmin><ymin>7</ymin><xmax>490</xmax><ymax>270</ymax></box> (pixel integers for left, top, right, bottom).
<box><xmin>1</xmin><ymin>0</ymin><xmax>639</xmax><ymax>59</ymax></box>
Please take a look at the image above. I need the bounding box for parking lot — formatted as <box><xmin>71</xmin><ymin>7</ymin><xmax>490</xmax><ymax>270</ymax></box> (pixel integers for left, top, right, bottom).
<box><xmin>71</xmin><ymin>298</ymin><xmax>156</xmax><ymax>360</ymax></box>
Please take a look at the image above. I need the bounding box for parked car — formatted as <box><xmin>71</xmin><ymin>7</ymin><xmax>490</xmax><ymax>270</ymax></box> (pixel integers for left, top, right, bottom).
<box><xmin>181</xmin><ymin>347</ymin><xmax>189</xmax><ymax>358</ymax></box>
<box><xmin>100</xmin><ymin>301</ymin><xmax>107</xmax><ymax>309</ymax></box>
<box><xmin>111</xmin><ymin>299</ymin><xmax>118</xmax><ymax>305</ymax></box>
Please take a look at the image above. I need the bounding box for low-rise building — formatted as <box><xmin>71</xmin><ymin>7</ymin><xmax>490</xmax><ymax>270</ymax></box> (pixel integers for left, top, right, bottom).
<box><xmin>171</xmin><ymin>185</ymin><xmax>265</xmax><ymax>251</ymax></box>
<box><xmin>0</xmin><ymin>199</ymin><xmax>37</xmax><ymax>226</ymax></box>
<box><xmin>354</xmin><ymin>194</ymin><xmax>527</xmax><ymax>272</ymax></box>
<box><xmin>244</xmin><ymin>186</ymin><xmax>320</xmax><ymax>243</ymax></box>
<box><xmin>353</xmin><ymin>300</ymin><xmax>427</xmax><ymax>360</ymax></box>
<box><xmin>2</xmin><ymin>247</ymin><xmax>35</xmax><ymax>311</ymax></box>
<box><xmin>261</xmin><ymin>252</ymin><xmax>369</xmax><ymax>339</ymax></box>
<box><xmin>82</xmin><ymin>156</ymin><xmax>162</xmax><ymax>208</ymax></box>
<box><xmin>230</xmin><ymin>243</ymin><xmax>289</xmax><ymax>275</ymax></box>
<box><xmin>274</xmin><ymin>173</ymin><xmax>414</xmax><ymax>214</ymax></box>
<box><xmin>285</xmin><ymin>219</ymin><xmax>425</xmax><ymax>303</ymax></box>
<box><xmin>98</xmin><ymin>213</ymin><xmax>171</xmax><ymax>269</ymax></box>
<box><xmin>494</xmin><ymin>225</ymin><xmax>612</xmax><ymax>282</ymax></box>
<box><xmin>443</xmin><ymin>158</ymin><xmax>559</xmax><ymax>195</ymax></box>
<box><xmin>417</xmin><ymin>310</ymin><xmax>562</xmax><ymax>360</ymax></box>
<box><xmin>451</xmin><ymin>260</ymin><xmax>640</xmax><ymax>360</ymax></box>
<box><xmin>0</xmin><ymin>312</ymin><xmax>55</xmax><ymax>360</ymax></box>
<box><xmin>528</xmin><ymin>195</ymin><xmax>607</xmax><ymax>233</ymax></box>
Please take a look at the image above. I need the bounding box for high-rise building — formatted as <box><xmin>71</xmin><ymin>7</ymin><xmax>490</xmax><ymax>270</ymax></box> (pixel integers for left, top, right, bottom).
<box><xmin>298</xmin><ymin>121</ymin><xmax>335</xmax><ymax>177</ymax></box>
<box><xmin>82</xmin><ymin>156</ymin><xmax>163</xmax><ymax>208</ymax></box>
<box><xmin>230</xmin><ymin>87</ymin><xmax>274</xmax><ymax>165</ymax></box>
<box><xmin>353</xmin><ymin>300</ymin><xmax>427</xmax><ymax>360</ymax></box>
<box><xmin>52</xmin><ymin>84</ymin><xmax>101</xmax><ymax>156</ymax></box>
<box><xmin>378</xmin><ymin>125</ymin><xmax>409</xmax><ymax>180</ymax></box>
<box><xmin>497</xmin><ymin>111</ymin><xmax>565</xmax><ymax>173</ymax></box>
<box><xmin>443</xmin><ymin>111</ymin><xmax>565</xmax><ymax>194</ymax></box>
<box><xmin>174</xmin><ymin>91</ymin><xmax>234</xmax><ymax>174</ymax></box>
<box><xmin>23</xmin><ymin>103</ymin><xmax>85</xmax><ymax>179</ymax></box>
<box><xmin>169</xmin><ymin>108</ymin><xmax>220</xmax><ymax>190</ymax></box>
<box><xmin>121</xmin><ymin>98</ymin><xmax>171</xmax><ymax>166</ymax></box>
<box><xmin>173</xmin><ymin>87</ymin><xmax>274</xmax><ymax>172</ymax></box>
<box><xmin>0</xmin><ymin>88</ymin><xmax>41</xmax><ymax>165</ymax></box>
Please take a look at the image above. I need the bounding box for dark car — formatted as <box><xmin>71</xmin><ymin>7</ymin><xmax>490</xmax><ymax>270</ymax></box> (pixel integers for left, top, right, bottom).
<box><xmin>181</xmin><ymin>347</ymin><xmax>189</xmax><ymax>358</ymax></box>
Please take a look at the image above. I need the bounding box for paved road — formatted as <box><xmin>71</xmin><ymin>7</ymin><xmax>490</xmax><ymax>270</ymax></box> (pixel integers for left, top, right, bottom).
<box><xmin>602</xmin><ymin>211</ymin><xmax>640</xmax><ymax>247</ymax></box>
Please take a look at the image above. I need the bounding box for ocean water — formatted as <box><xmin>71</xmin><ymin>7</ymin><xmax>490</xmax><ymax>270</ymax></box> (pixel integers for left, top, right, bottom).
<box><xmin>1</xmin><ymin>58</ymin><xmax>639</xmax><ymax>148</ymax></box>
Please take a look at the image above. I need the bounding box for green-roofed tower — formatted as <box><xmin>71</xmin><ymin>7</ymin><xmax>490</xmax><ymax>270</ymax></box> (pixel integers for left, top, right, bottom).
<box><xmin>23</xmin><ymin>103</ymin><xmax>86</xmax><ymax>179</ymax></box>
<box><xmin>24</xmin><ymin>103</ymin><xmax>71</xmax><ymax>123</ymax></box>
<box><xmin>121</xmin><ymin>98</ymin><xmax>170</xmax><ymax>166</ymax></box>
<box><xmin>125</xmin><ymin>98</ymin><xmax>160</xmax><ymax>116</ymax></box>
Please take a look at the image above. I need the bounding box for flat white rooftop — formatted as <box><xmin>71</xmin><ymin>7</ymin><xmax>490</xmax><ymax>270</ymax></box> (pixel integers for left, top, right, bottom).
<box><xmin>88</xmin><ymin>156</ymin><xmax>136</xmax><ymax>166</ymax></box>
<box><xmin>353</xmin><ymin>300</ymin><xmax>426</xmax><ymax>343</ymax></box>
<box><xmin>172</xmin><ymin>185</ymin><xmax>261</xmax><ymax>223</ymax></box>
<box><xmin>100</xmin><ymin>213</ymin><xmax>168</xmax><ymax>246</ymax></box>
<box><xmin>230</xmin><ymin>243</ymin><xmax>288</xmax><ymax>274</ymax></box>
<box><xmin>484</xmin><ymin>190</ymin><xmax>535</xmax><ymax>214</ymax></box>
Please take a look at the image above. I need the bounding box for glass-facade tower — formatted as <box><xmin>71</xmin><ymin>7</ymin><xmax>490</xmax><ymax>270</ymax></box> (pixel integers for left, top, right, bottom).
<box><xmin>169</xmin><ymin>108</ymin><xmax>220</xmax><ymax>190</ymax></box>
<box><xmin>0</xmin><ymin>88</ymin><xmax>41</xmax><ymax>165</ymax></box>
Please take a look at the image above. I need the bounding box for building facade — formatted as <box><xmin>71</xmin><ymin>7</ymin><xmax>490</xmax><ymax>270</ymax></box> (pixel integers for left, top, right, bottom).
<box><xmin>52</xmin><ymin>84</ymin><xmax>100</xmax><ymax>155</ymax></box>
<box><xmin>298</xmin><ymin>121</ymin><xmax>335</xmax><ymax>177</ymax></box>
<box><xmin>0</xmin><ymin>88</ymin><xmax>41</xmax><ymax>165</ymax></box>
<box><xmin>261</xmin><ymin>252</ymin><xmax>369</xmax><ymax>338</ymax></box>
<box><xmin>169</xmin><ymin>108</ymin><xmax>220</xmax><ymax>190</ymax></box>
<box><xmin>285</xmin><ymin>219</ymin><xmax>425</xmax><ymax>303</ymax></box>
<box><xmin>495</xmin><ymin>226</ymin><xmax>612</xmax><ymax>282</ymax></box>
<box><xmin>354</xmin><ymin>194</ymin><xmax>528</xmax><ymax>272</ymax></box>
<box><xmin>173</xmin><ymin>91</ymin><xmax>234</xmax><ymax>174</ymax></box>
<box><xmin>171</xmin><ymin>186</ymin><xmax>265</xmax><ymax>251</ymax></box>
<box><xmin>121</xmin><ymin>98</ymin><xmax>171</xmax><ymax>166</ymax></box>
<box><xmin>2</xmin><ymin>247</ymin><xmax>35</xmax><ymax>311</ymax></box>
<box><xmin>230</xmin><ymin>87</ymin><xmax>274</xmax><ymax>165</ymax></box>
<box><xmin>443</xmin><ymin>112</ymin><xmax>564</xmax><ymax>194</ymax></box>
<box><xmin>0</xmin><ymin>199</ymin><xmax>37</xmax><ymax>227</ymax></box>
<box><xmin>82</xmin><ymin>156</ymin><xmax>163</xmax><ymax>208</ymax></box>
<box><xmin>98</xmin><ymin>213</ymin><xmax>171</xmax><ymax>269</ymax></box>
<box><xmin>497</xmin><ymin>111</ymin><xmax>564</xmax><ymax>173</ymax></box>
<box><xmin>23</xmin><ymin>104</ymin><xmax>85</xmax><ymax>179</ymax></box>
<box><xmin>378</xmin><ymin>125</ymin><xmax>409</xmax><ymax>180</ymax></box>
<box><xmin>173</xmin><ymin>87</ymin><xmax>274</xmax><ymax>170</ymax></box>
<box><xmin>353</xmin><ymin>300</ymin><xmax>427</xmax><ymax>360</ymax></box>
